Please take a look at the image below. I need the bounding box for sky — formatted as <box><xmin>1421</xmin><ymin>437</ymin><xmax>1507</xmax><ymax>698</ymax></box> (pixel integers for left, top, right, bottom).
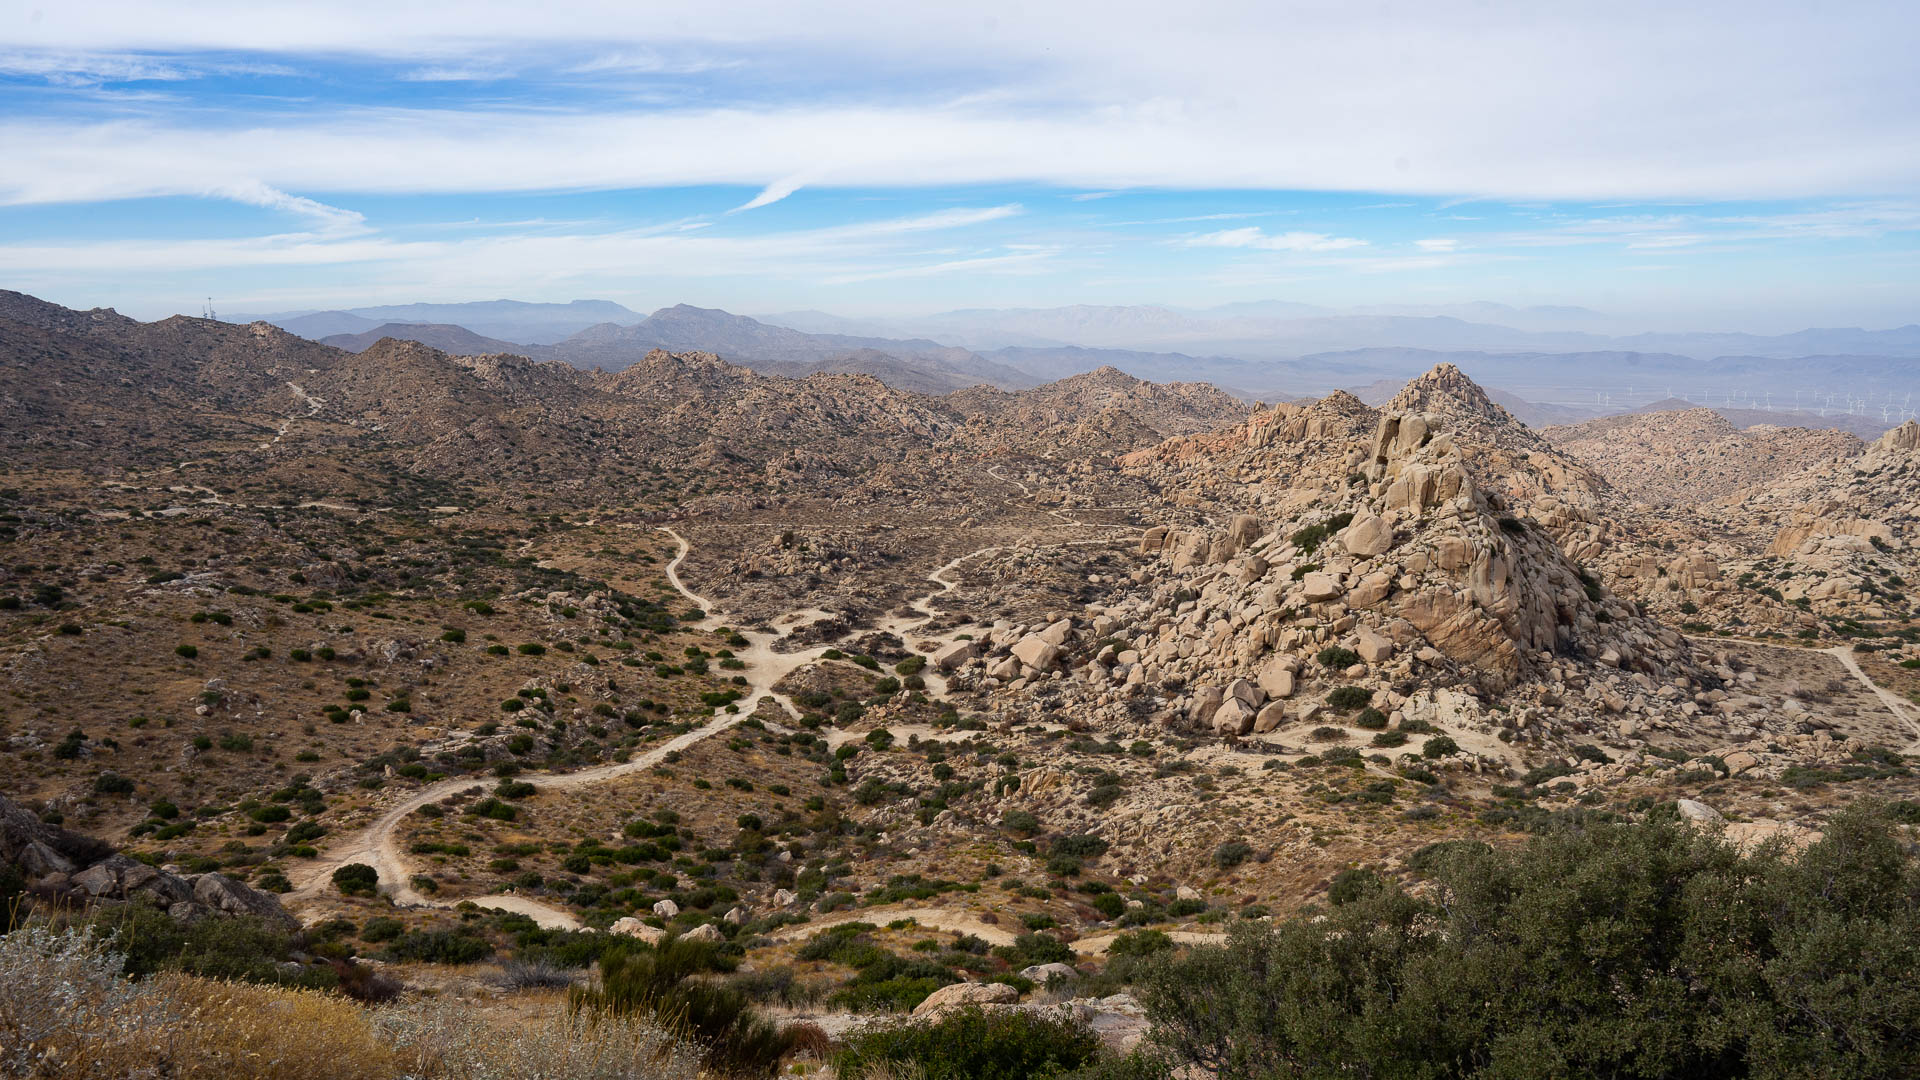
<box><xmin>1</xmin><ymin>0</ymin><xmax>1917</xmax><ymax>332</ymax></box>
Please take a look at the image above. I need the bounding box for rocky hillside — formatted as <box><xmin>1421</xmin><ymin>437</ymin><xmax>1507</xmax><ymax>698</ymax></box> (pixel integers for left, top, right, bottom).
<box><xmin>927</xmin><ymin>366</ymin><xmax>1718</xmax><ymax>775</ymax></box>
<box><xmin>2</xmin><ymin>294</ymin><xmax>1243</xmax><ymax>506</ymax></box>
<box><xmin>1544</xmin><ymin>407</ymin><xmax>1864</xmax><ymax>505</ymax></box>
<box><xmin>949</xmin><ymin>366</ymin><xmax>1250</xmax><ymax>459</ymax></box>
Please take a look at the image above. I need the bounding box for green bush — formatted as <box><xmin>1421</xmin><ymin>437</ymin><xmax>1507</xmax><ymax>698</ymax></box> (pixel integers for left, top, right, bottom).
<box><xmin>571</xmin><ymin>936</ymin><xmax>794</xmax><ymax>1077</ymax></box>
<box><xmin>86</xmin><ymin>905</ymin><xmax>328</xmax><ymax>988</ymax></box>
<box><xmin>92</xmin><ymin>772</ymin><xmax>135</xmax><ymax>795</ymax></box>
<box><xmin>1002</xmin><ymin>809</ymin><xmax>1041</xmax><ymax>836</ymax></box>
<box><xmin>1420</xmin><ymin>734</ymin><xmax>1460</xmax><ymax>759</ymax></box>
<box><xmin>1213</xmin><ymin>841</ymin><xmax>1254</xmax><ymax>869</ymax></box>
<box><xmin>834</xmin><ymin>1005</ymin><xmax>1101</xmax><ymax>1080</ymax></box>
<box><xmin>332</xmin><ymin>863</ymin><xmax>378</xmax><ymax>897</ymax></box>
<box><xmin>1326</xmin><ymin>686</ymin><xmax>1371</xmax><ymax>711</ymax></box>
<box><xmin>360</xmin><ymin>916</ymin><xmax>405</xmax><ymax>942</ymax></box>
<box><xmin>383</xmin><ymin>928</ymin><xmax>492</xmax><ymax>965</ymax></box>
<box><xmin>1317</xmin><ymin>646</ymin><xmax>1360</xmax><ymax>669</ymax></box>
<box><xmin>1353</xmin><ymin>707</ymin><xmax>1388</xmax><ymax>730</ymax></box>
<box><xmin>995</xmin><ymin>932</ymin><xmax>1072</xmax><ymax>968</ymax></box>
<box><xmin>1127</xmin><ymin>803</ymin><xmax>1920</xmax><ymax>1079</ymax></box>
<box><xmin>1053</xmin><ymin>834</ymin><xmax>1110</xmax><ymax>859</ymax></box>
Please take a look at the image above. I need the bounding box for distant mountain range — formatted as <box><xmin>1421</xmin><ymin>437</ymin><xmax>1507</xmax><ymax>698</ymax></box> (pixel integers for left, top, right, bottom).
<box><xmin>752</xmin><ymin>303</ymin><xmax>1919</xmax><ymax>362</ymax></box>
<box><xmin>228</xmin><ymin>299</ymin><xmax>644</xmax><ymax>345</ymax></box>
<box><xmin>230</xmin><ymin>297</ymin><xmax>1919</xmax><ymax>425</ymax></box>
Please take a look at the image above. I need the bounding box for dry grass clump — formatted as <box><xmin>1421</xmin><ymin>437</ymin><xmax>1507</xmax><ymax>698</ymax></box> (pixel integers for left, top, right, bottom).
<box><xmin>0</xmin><ymin>925</ymin><xmax>698</xmax><ymax>1080</ymax></box>
<box><xmin>380</xmin><ymin>995</ymin><xmax>702</xmax><ymax>1080</ymax></box>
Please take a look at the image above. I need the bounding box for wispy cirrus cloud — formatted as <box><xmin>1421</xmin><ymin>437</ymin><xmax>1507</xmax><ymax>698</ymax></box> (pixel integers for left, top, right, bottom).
<box><xmin>730</xmin><ymin>175</ymin><xmax>809</xmax><ymax>213</ymax></box>
<box><xmin>1185</xmin><ymin>227</ymin><xmax>1367</xmax><ymax>252</ymax></box>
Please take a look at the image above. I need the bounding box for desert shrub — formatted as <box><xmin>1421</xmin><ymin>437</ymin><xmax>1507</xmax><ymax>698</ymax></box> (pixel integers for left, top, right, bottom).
<box><xmin>496</xmin><ymin>957</ymin><xmax>574</xmax><ymax>990</ymax></box>
<box><xmin>571</xmin><ymin>936</ymin><xmax>795</xmax><ymax>1077</ymax></box>
<box><xmin>1420</xmin><ymin>734</ymin><xmax>1460</xmax><ymax>759</ymax></box>
<box><xmin>1325</xmin><ymin>686</ymin><xmax>1371</xmax><ymax>711</ymax></box>
<box><xmin>1326</xmin><ymin>867</ymin><xmax>1384</xmax><ymax>906</ymax></box>
<box><xmin>1354</xmin><ymin>707</ymin><xmax>1388</xmax><ymax>730</ymax></box>
<box><xmin>1109</xmin><ymin>930</ymin><xmax>1174</xmax><ymax>958</ymax></box>
<box><xmin>91</xmin><ymin>772</ymin><xmax>135</xmax><ymax>795</ymax></box>
<box><xmin>333</xmin><ymin>863</ymin><xmax>379</xmax><ymax>897</ymax></box>
<box><xmin>1002</xmin><ymin>809</ymin><xmax>1041</xmax><ymax>836</ymax></box>
<box><xmin>0</xmin><ymin>924</ymin><xmax>142</xmax><ymax>1076</ymax></box>
<box><xmin>994</xmin><ymin>932</ymin><xmax>1072</xmax><ymax>968</ymax></box>
<box><xmin>383</xmin><ymin>928</ymin><xmax>493</xmax><ymax>965</ymax></box>
<box><xmin>359</xmin><ymin>916</ymin><xmax>405</xmax><ymax>943</ymax></box>
<box><xmin>1128</xmin><ymin>803</ymin><xmax>1920</xmax><ymax>1080</ymax></box>
<box><xmin>1316</xmin><ymin>646</ymin><xmax>1360</xmax><ymax>669</ymax></box>
<box><xmin>1371</xmin><ymin>730</ymin><xmax>1407</xmax><ymax>748</ymax></box>
<box><xmin>836</xmin><ymin>1006</ymin><xmax>1100</xmax><ymax>1080</ymax></box>
<box><xmin>1213</xmin><ymin>841</ymin><xmax>1254</xmax><ymax>869</ymax></box>
<box><xmin>1053</xmin><ymin>834</ymin><xmax>1110</xmax><ymax>859</ymax></box>
<box><xmin>83</xmin><ymin>905</ymin><xmax>322</xmax><ymax>987</ymax></box>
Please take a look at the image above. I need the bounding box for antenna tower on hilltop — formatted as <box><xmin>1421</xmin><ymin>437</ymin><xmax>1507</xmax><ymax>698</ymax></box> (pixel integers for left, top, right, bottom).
<box><xmin>202</xmin><ymin>297</ymin><xmax>217</xmax><ymax>321</ymax></box>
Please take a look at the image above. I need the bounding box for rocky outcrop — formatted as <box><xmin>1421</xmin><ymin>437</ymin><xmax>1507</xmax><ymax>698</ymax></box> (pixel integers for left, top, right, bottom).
<box><xmin>914</xmin><ymin>980</ymin><xmax>1021</xmax><ymax>1015</ymax></box>
<box><xmin>0</xmin><ymin>793</ymin><xmax>295</xmax><ymax>929</ymax></box>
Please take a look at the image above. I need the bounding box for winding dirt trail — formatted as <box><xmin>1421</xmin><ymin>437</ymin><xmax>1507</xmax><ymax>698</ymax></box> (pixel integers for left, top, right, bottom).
<box><xmin>1828</xmin><ymin>645</ymin><xmax>1920</xmax><ymax>751</ymax></box>
<box><xmin>286</xmin><ymin>469</ymin><xmax>1141</xmax><ymax>929</ymax></box>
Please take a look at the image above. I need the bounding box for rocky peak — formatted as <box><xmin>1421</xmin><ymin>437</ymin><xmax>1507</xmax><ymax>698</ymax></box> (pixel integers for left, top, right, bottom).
<box><xmin>1384</xmin><ymin>363</ymin><xmax>1542</xmax><ymax>451</ymax></box>
<box><xmin>1878</xmin><ymin>419</ymin><xmax>1920</xmax><ymax>453</ymax></box>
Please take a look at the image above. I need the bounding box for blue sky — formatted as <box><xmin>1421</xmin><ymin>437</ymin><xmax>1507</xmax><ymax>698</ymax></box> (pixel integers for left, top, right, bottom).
<box><xmin>2</xmin><ymin>0</ymin><xmax>1916</xmax><ymax>332</ymax></box>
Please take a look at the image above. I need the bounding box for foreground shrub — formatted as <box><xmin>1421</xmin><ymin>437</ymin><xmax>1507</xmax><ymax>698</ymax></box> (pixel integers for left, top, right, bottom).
<box><xmin>384</xmin><ymin>994</ymin><xmax>698</xmax><ymax>1080</ymax></box>
<box><xmin>0</xmin><ymin>927</ymin><xmax>398</xmax><ymax>1079</ymax></box>
<box><xmin>1126</xmin><ymin>803</ymin><xmax>1920</xmax><ymax>1080</ymax></box>
<box><xmin>84</xmin><ymin>905</ymin><xmax>328</xmax><ymax>988</ymax></box>
<box><xmin>0</xmin><ymin>925</ymin><xmax>696</xmax><ymax>1079</ymax></box>
<box><xmin>570</xmin><ymin>936</ymin><xmax>795</xmax><ymax>1077</ymax></box>
<box><xmin>834</xmin><ymin>1005</ymin><xmax>1102</xmax><ymax>1080</ymax></box>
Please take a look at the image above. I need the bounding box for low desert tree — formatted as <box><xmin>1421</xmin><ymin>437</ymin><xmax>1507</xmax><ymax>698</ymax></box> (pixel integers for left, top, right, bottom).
<box><xmin>1124</xmin><ymin>803</ymin><xmax>1920</xmax><ymax>1080</ymax></box>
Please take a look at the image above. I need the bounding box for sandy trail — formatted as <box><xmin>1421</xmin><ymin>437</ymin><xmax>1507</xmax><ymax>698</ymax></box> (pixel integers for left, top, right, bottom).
<box><xmin>1828</xmin><ymin>645</ymin><xmax>1920</xmax><ymax>751</ymax></box>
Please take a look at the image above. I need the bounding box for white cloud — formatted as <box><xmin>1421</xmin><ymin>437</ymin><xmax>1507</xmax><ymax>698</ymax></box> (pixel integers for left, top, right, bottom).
<box><xmin>730</xmin><ymin>175</ymin><xmax>808</xmax><ymax>213</ymax></box>
<box><xmin>1186</xmin><ymin>228</ymin><xmax>1367</xmax><ymax>252</ymax></box>
<box><xmin>3</xmin><ymin>3</ymin><xmax>1917</xmax><ymax>203</ymax></box>
<box><xmin>206</xmin><ymin>181</ymin><xmax>367</xmax><ymax>235</ymax></box>
<box><xmin>1415</xmin><ymin>237</ymin><xmax>1458</xmax><ymax>252</ymax></box>
<box><xmin>824</xmin><ymin>249</ymin><xmax>1057</xmax><ymax>284</ymax></box>
<box><xmin>399</xmin><ymin>65</ymin><xmax>510</xmax><ymax>82</ymax></box>
<box><xmin>0</xmin><ymin>202</ymin><xmax>1027</xmax><ymax>287</ymax></box>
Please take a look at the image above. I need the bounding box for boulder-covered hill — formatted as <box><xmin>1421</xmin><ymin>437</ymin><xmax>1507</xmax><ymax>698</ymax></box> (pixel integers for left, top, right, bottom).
<box><xmin>1543</xmin><ymin>407</ymin><xmax>1865</xmax><ymax>506</ymax></box>
<box><xmin>947</xmin><ymin>366</ymin><xmax>1251</xmax><ymax>459</ymax></box>
<box><xmin>1111</xmin><ymin>364</ymin><xmax>1697</xmax><ymax>700</ymax></box>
